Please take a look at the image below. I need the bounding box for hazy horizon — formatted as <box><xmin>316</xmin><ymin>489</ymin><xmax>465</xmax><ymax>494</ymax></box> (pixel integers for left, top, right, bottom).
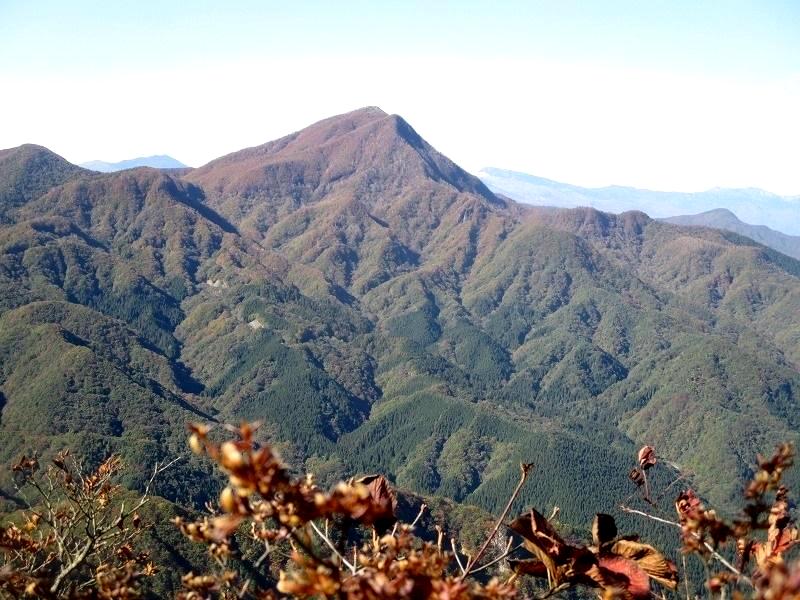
<box><xmin>52</xmin><ymin>145</ymin><xmax>797</xmax><ymax>200</ymax></box>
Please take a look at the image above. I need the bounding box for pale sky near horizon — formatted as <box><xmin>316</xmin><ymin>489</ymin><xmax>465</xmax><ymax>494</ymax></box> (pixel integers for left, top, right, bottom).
<box><xmin>1</xmin><ymin>1</ymin><xmax>799</xmax><ymax>195</ymax></box>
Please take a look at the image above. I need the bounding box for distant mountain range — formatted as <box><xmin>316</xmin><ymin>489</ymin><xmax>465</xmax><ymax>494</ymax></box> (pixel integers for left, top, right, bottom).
<box><xmin>663</xmin><ymin>208</ymin><xmax>800</xmax><ymax>260</ymax></box>
<box><xmin>80</xmin><ymin>154</ymin><xmax>188</xmax><ymax>172</ymax></box>
<box><xmin>478</xmin><ymin>167</ymin><xmax>800</xmax><ymax>236</ymax></box>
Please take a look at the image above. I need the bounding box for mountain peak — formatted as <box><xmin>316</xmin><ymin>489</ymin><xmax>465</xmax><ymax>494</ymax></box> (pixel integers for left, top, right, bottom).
<box><xmin>665</xmin><ymin>207</ymin><xmax>743</xmax><ymax>228</ymax></box>
<box><xmin>663</xmin><ymin>208</ymin><xmax>800</xmax><ymax>259</ymax></box>
<box><xmin>700</xmin><ymin>207</ymin><xmax>739</xmax><ymax>220</ymax></box>
<box><xmin>187</xmin><ymin>108</ymin><xmax>498</xmax><ymax>205</ymax></box>
<box><xmin>80</xmin><ymin>155</ymin><xmax>189</xmax><ymax>172</ymax></box>
<box><xmin>0</xmin><ymin>144</ymin><xmax>84</xmax><ymax>214</ymax></box>
<box><xmin>0</xmin><ymin>143</ymin><xmax>66</xmax><ymax>163</ymax></box>
<box><xmin>350</xmin><ymin>106</ymin><xmax>387</xmax><ymax>116</ymax></box>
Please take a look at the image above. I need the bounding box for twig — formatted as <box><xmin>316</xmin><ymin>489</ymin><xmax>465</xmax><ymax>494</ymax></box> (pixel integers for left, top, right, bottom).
<box><xmin>534</xmin><ymin>582</ymin><xmax>571</xmax><ymax>599</ymax></box>
<box><xmin>309</xmin><ymin>521</ymin><xmax>356</xmax><ymax>573</ymax></box>
<box><xmin>547</xmin><ymin>506</ymin><xmax>559</xmax><ymax>522</ymax></box>
<box><xmin>254</xmin><ymin>540</ymin><xmax>271</xmax><ymax>568</ymax></box>
<box><xmin>143</xmin><ymin>456</ymin><xmax>182</xmax><ymax>500</ymax></box>
<box><xmin>619</xmin><ymin>506</ymin><xmax>677</xmax><ymax>528</ymax></box>
<box><xmin>620</xmin><ymin>505</ymin><xmax>752</xmax><ymax>586</ymax></box>
<box><xmin>681</xmin><ymin>554</ymin><xmax>691</xmax><ymax>600</ymax></box>
<box><xmin>410</xmin><ymin>503</ymin><xmax>427</xmax><ymax>529</ymax></box>
<box><xmin>288</xmin><ymin>527</ymin><xmax>333</xmax><ymax>570</ymax></box>
<box><xmin>656</xmin><ymin>472</ymin><xmax>690</xmax><ymax>502</ymax></box>
<box><xmin>459</xmin><ymin>462</ymin><xmax>533</xmax><ymax>579</ymax></box>
<box><xmin>642</xmin><ymin>469</ymin><xmax>653</xmax><ymax>504</ymax></box>
<box><xmin>50</xmin><ymin>537</ymin><xmax>93</xmax><ymax>593</ymax></box>
<box><xmin>468</xmin><ymin>539</ymin><xmax>522</xmax><ymax>575</ymax></box>
<box><xmin>435</xmin><ymin>525</ymin><xmax>444</xmax><ymax>556</ymax></box>
<box><xmin>451</xmin><ymin>537</ymin><xmax>467</xmax><ymax>576</ymax></box>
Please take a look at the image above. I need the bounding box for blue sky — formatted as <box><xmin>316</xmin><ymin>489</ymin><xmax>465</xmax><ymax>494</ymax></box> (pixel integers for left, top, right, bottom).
<box><xmin>1</xmin><ymin>1</ymin><xmax>799</xmax><ymax>194</ymax></box>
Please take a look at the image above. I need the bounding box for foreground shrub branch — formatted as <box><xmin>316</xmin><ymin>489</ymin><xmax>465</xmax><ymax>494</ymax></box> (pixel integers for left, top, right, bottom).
<box><xmin>624</xmin><ymin>442</ymin><xmax>800</xmax><ymax>598</ymax></box>
<box><xmin>177</xmin><ymin>421</ymin><xmax>683</xmax><ymax>599</ymax></box>
<box><xmin>0</xmin><ymin>451</ymin><xmax>178</xmax><ymax>598</ymax></box>
<box><xmin>3</xmin><ymin>421</ymin><xmax>799</xmax><ymax>599</ymax></box>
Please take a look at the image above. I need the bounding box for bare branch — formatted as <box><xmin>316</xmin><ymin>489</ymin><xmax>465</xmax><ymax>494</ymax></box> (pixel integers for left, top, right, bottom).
<box><xmin>309</xmin><ymin>521</ymin><xmax>356</xmax><ymax>574</ymax></box>
<box><xmin>468</xmin><ymin>539</ymin><xmax>521</xmax><ymax>575</ymax></box>
<box><xmin>460</xmin><ymin>462</ymin><xmax>533</xmax><ymax>579</ymax></box>
<box><xmin>49</xmin><ymin>537</ymin><xmax>93</xmax><ymax>594</ymax></box>
<box><xmin>681</xmin><ymin>554</ymin><xmax>691</xmax><ymax>600</ymax></box>
<box><xmin>534</xmin><ymin>581</ymin><xmax>571</xmax><ymax>599</ymax></box>
<box><xmin>451</xmin><ymin>537</ymin><xmax>467</xmax><ymax>576</ymax></box>
<box><xmin>254</xmin><ymin>540</ymin><xmax>272</xmax><ymax>568</ymax></box>
<box><xmin>620</xmin><ymin>504</ymin><xmax>752</xmax><ymax>586</ymax></box>
<box><xmin>410</xmin><ymin>503</ymin><xmax>427</xmax><ymax>529</ymax></box>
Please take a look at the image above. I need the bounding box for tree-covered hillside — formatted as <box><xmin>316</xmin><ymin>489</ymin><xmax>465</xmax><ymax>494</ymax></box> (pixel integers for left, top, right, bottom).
<box><xmin>1</xmin><ymin>107</ymin><xmax>799</xmax><ymax>530</ymax></box>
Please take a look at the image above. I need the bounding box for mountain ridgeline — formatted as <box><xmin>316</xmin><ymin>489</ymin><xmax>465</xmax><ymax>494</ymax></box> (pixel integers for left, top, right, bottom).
<box><xmin>478</xmin><ymin>167</ymin><xmax>800</xmax><ymax>236</ymax></box>
<box><xmin>1</xmin><ymin>108</ymin><xmax>799</xmax><ymax>526</ymax></box>
<box><xmin>80</xmin><ymin>155</ymin><xmax>188</xmax><ymax>172</ymax></box>
<box><xmin>663</xmin><ymin>208</ymin><xmax>800</xmax><ymax>260</ymax></box>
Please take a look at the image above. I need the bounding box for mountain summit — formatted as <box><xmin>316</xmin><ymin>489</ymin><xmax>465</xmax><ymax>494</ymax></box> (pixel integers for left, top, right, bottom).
<box><xmin>188</xmin><ymin>107</ymin><xmax>496</xmax><ymax>204</ymax></box>
<box><xmin>80</xmin><ymin>155</ymin><xmax>188</xmax><ymax>172</ymax></box>
<box><xmin>186</xmin><ymin>107</ymin><xmax>506</xmax><ymax>290</ymax></box>
<box><xmin>0</xmin><ymin>144</ymin><xmax>84</xmax><ymax>219</ymax></box>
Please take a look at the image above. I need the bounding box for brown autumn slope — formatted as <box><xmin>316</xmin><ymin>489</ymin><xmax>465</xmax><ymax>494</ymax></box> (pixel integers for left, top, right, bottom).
<box><xmin>187</xmin><ymin>106</ymin><xmax>495</xmax><ymax>206</ymax></box>
<box><xmin>185</xmin><ymin>107</ymin><xmax>517</xmax><ymax>293</ymax></box>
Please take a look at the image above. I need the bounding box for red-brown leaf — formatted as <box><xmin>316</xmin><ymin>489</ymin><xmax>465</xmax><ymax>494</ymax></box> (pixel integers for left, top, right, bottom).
<box><xmin>610</xmin><ymin>539</ymin><xmax>678</xmax><ymax>589</ymax></box>
<box><xmin>596</xmin><ymin>555</ymin><xmax>651</xmax><ymax>600</ymax></box>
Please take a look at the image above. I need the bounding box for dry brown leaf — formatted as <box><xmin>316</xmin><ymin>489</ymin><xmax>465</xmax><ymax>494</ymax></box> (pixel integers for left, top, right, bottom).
<box><xmin>210</xmin><ymin>515</ymin><xmax>242</xmax><ymax>541</ymax></box>
<box><xmin>675</xmin><ymin>488</ymin><xmax>701</xmax><ymax>518</ymax></box>
<box><xmin>637</xmin><ymin>446</ymin><xmax>656</xmax><ymax>471</ymax></box>
<box><xmin>508</xmin><ymin>509</ymin><xmax>567</xmax><ymax>583</ymax></box>
<box><xmin>754</xmin><ymin>487</ymin><xmax>800</xmax><ymax>571</ymax></box>
<box><xmin>508</xmin><ymin>558</ymin><xmax>548</xmax><ymax>578</ymax></box>
<box><xmin>610</xmin><ymin>539</ymin><xmax>678</xmax><ymax>589</ymax></box>
<box><xmin>592</xmin><ymin>513</ymin><xmax>618</xmax><ymax>547</ymax></box>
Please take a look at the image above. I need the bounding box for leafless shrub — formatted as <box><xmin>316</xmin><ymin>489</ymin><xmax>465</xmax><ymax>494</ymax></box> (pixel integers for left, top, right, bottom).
<box><xmin>0</xmin><ymin>450</ymin><xmax>177</xmax><ymax>598</ymax></box>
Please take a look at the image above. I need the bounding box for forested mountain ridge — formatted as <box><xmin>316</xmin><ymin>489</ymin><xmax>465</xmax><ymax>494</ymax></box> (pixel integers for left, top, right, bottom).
<box><xmin>0</xmin><ymin>144</ymin><xmax>85</xmax><ymax>222</ymax></box>
<box><xmin>1</xmin><ymin>108</ymin><xmax>799</xmax><ymax>530</ymax></box>
<box><xmin>663</xmin><ymin>207</ymin><xmax>800</xmax><ymax>260</ymax></box>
